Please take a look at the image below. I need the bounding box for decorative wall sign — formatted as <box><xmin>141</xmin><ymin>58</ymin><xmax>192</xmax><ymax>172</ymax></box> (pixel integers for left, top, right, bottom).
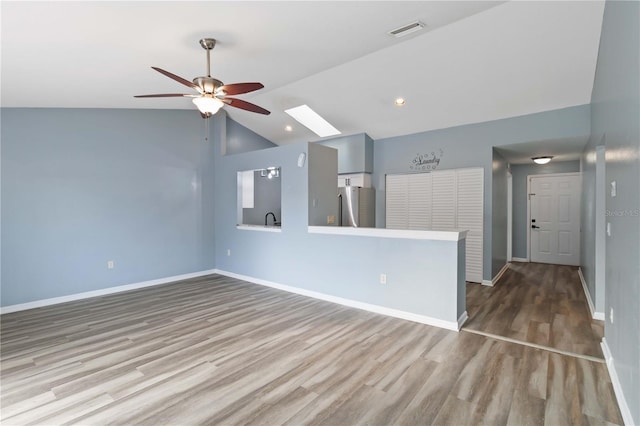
<box><xmin>410</xmin><ymin>149</ymin><xmax>443</xmax><ymax>171</ymax></box>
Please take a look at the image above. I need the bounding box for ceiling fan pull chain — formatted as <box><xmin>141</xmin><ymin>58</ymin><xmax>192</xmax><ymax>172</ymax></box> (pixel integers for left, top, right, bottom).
<box><xmin>204</xmin><ymin>113</ymin><xmax>210</xmax><ymax>139</ymax></box>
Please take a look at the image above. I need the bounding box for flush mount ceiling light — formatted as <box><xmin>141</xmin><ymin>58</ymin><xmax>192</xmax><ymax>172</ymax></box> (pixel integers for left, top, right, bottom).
<box><xmin>284</xmin><ymin>105</ymin><xmax>341</xmax><ymax>138</ymax></box>
<box><xmin>395</xmin><ymin>97</ymin><xmax>406</xmax><ymax>106</ymax></box>
<box><xmin>388</xmin><ymin>21</ymin><xmax>425</xmax><ymax>38</ymax></box>
<box><xmin>532</xmin><ymin>156</ymin><xmax>553</xmax><ymax>165</ymax></box>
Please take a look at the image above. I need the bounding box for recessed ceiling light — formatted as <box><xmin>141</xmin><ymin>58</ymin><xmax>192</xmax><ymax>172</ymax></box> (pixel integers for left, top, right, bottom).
<box><xmin>532</xmin><ymin>156</ymin><xmax>553</xmax><ymax>165</ymax></box>
<box><xmin>285</xmin><ymin>125</ymin><xmax>293</xmax><ymax>132</ymax></box>
<box><xmin>395</xmin><ymin>98</ymin><xmax>406</xmax><ymax>106</ymax></box>
<box><xmin>284</xmin><ymin>105</ymin><xmax>341</xmax><ymax>138</ymax></box>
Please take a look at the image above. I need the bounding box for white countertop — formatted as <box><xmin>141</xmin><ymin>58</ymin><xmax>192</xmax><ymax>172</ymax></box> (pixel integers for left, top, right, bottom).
<box><xmin>308</xmin><ymin>226</ymin><xmax>467</xmax><ymax>241</ymax></box>
<box><xmin>237</xmin><ymin>224</ymin><xmax>282</xmax><ymax>233</ymax></box>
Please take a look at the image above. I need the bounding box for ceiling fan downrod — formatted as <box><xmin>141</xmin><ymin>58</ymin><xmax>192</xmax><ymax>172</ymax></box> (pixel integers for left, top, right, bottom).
<box><xmin>199</xmin><ymin>38</ymin><xmax>216</xmax><ymax>78</ymax></box>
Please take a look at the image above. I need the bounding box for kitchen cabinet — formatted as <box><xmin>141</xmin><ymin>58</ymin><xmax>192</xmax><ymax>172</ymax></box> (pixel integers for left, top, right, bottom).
<box><xmin>338</xmin><ymin>173</ymin><xmax>372</xmax><ymax>188</ymax></box>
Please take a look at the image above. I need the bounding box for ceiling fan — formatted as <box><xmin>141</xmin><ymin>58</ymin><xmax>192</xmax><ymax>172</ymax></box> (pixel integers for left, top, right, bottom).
<box><xmin>135</xmin><ymin>38</ymin><xmax>270</xmax><ymax>118</ymax></box>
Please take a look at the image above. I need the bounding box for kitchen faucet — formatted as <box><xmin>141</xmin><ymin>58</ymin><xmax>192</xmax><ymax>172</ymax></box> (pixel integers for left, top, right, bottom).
<box><xmin>265</xmin><ymin>212</ymin><xmax>277</xmax><ymax>226</ymax></box>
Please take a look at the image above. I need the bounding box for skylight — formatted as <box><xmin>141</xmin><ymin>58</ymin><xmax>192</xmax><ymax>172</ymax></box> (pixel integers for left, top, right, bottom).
<box><xmin>284</xmin><ymin>105</ymin><xmax>341</xmax><ymax>138</ymax></box>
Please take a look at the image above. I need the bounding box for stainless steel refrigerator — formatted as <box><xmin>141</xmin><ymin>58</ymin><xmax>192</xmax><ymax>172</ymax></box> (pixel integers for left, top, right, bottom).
<box><xmin>338</xmin><ymin>186</ymin><xmax>375</xmax><ymax>227</ymax></box>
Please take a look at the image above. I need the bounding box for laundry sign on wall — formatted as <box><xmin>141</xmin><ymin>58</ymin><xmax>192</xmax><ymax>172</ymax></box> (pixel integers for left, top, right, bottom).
<box><xmin>410</xmin><ymin>149</ymin><xmax>444</xmax><ymax>171</ymax></box>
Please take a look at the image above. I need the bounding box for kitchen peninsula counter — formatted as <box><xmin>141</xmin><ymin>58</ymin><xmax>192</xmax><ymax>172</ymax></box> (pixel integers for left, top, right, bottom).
<box><xmin>308</xmin><ymin>226</ymin><xmax>467</xmax><ymax>241</ymax></box>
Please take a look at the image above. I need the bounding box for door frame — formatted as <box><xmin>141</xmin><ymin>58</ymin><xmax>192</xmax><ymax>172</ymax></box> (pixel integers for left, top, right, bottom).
<box><xmin>507</xmin><ymin>169</ymin><xmax>513</xmax><ymax>262</ymax></box>
<box><xmin>526</xmin><ymin>172</ymin><xmax>582</xmax><ymax>262</ymax></box>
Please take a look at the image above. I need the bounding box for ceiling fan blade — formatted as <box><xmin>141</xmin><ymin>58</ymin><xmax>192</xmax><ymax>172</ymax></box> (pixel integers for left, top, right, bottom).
<box><xmin>223</xmin><ymin>97</ymin><xmax>271</xmax><ymax>115</ymax></box>
<box><xmin>219</xmin><ymin>82</ymin><xmax>264</xmax><ymax>96</ymax></box>
<box><xmin>134</xmin><ymin>93</ymin><xmax>195</xmax><ymax>98</ymax></box>
<box><xmin>151</xmin><ymin>67</ymin><xmax>201</xmax><ymax>92</ymax></box>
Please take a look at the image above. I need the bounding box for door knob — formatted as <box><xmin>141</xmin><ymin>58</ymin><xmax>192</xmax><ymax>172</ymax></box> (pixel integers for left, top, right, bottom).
<box><xmin>531</xmin><ymin>225</ymin><xmax>540</xmax><ymax>229</ymax></box>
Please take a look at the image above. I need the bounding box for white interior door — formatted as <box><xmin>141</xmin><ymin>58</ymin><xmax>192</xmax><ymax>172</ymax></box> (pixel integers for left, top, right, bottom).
<box><xmin>431</xmin><ymin>170</ymin><xmax>456</xmax><ymax>230</ymax></box>
<box><xmin>385</xmin><ymin>174</ymin><xmax>409</xmax><ymax>229</ymax></box>
<box><xmin>530</xmin><ymin>174</ymin><xmax>581</xmax><ymax>265</ymax></box>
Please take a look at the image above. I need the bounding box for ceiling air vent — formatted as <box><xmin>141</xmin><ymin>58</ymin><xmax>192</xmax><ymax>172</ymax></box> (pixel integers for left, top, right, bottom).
<box><xmin>388</xmin><ymin>21</ymin><xmax>425</xmax><ymax>38</ymax></box>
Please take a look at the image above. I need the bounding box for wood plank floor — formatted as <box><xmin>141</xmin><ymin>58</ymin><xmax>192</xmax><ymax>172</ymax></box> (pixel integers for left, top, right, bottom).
<box><xmin>1</xmin><ymin>272</ymin><xmax>622</xmax><ymax>425</ymax></box>
<box><xmin>465</xmin><ymin>262</ymin><xmax>605</xmax><ymax>359</ymax></box>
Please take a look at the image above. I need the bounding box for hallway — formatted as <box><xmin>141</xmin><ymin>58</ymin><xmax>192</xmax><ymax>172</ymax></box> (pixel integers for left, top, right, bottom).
<box><xmin>464</xmin><ymin>262</ymin><xmax>604</xmax><ymax>360</ymax></box>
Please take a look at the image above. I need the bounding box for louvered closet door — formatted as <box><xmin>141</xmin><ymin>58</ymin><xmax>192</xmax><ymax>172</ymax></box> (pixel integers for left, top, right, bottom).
<box><xmin>456</xmin><ymin>168</ymin><xmax>484</xmax><ymax>283</ymax></box>
<box><xmin>385</xmin><ymin>168</ymin><xmax>484</xmax><ymax>283</ymax></box>
<box><xmin>408</xmin><ymin>173</ymin><xmax>431</xmax><ymax>229</ymax></box>
<box><xmin>385</xmin><ymin>174</ymin><xmax>409</xmax><ymax>229</ymax></box>
<box><xmin>431</xmin><ymin>170</ymin><xmax>457</xmax><ymax>230</ymax></box>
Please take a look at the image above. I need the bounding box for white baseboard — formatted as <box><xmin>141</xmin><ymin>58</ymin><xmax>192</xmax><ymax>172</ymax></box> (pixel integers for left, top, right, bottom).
<box><xmin>457</xmin><ymin>311</ymin><xmax>469</xmax><ymax>329</ymax></box>
<box><xmin>601</xmin><ymin>338</ymin><xmax>635</xmax><ymax>426</ymax></box>
<box><xmin>215</xmin><ymin>269</ymin><xmax>462</xmax><ymax>331</ymax></box>
<box><xmin>482</xmin><ymin>263</ymin><xmax>510</xmax><ymax>287</ymax></box>
<box><xmin>0</xmin><ymin>269</ymin><xmax>218</xmax><ymax>315</ymax></box>
<box><xmin>493</xmin><ymin>263</ymin><xmax>510</xmax><ymax>285</ymax></box>
<box><xmin>512</xmin><ymin>257</ymin><xmax>528</xmax><ymax>262</ymax></box>
<box><xmin>578</xmin><ymin>267</ymin><xmax>605</xmax><ymax>321</ymax></box>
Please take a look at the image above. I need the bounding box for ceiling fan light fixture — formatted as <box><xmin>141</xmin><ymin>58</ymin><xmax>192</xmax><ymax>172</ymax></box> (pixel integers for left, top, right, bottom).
<box><xmin>192</xmin><ymin>96</ymin><xmax>224</xmax><ymax>115</ymax></box>
<box><xmin>532</xmin><ymin>156</ymin><xmax>553</xmax><ymax>165</ymax></box>
<box><xmin>135</xmin><ymin>39</ymin><xmax>269</xmax><ymax>118</ymax></box>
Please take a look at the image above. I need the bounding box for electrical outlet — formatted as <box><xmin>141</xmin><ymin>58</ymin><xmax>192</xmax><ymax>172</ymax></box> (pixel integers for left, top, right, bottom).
<box><xmin>610</xmin><ymin>307</ymin><xmax>614</xmax><ymax>324</ymax></box>
<box><xmin>227</xmin><ymin>249</ymin><xmax>231</xmax><ymax>256</ymax></box>
<box><xmin>327</xmin><ymin>215</ymin><xmax>335</xmax><ymax>225</ymax></box>
<box><xmin>380</xmin><ymin>273</ymin><xmax>387</xmax><ymax>284</ymax></box>
<box><xmin>107</xmin><ymin>260</ymin><xmax>114</xmax><ymax>269</ymax></box>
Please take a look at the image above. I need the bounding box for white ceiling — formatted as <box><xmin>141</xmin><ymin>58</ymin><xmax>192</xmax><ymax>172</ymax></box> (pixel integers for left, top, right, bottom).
<box><xmin>1</xmin><ymin>1</ymin><xmax>604</xmax><ymax>148</ymax></box>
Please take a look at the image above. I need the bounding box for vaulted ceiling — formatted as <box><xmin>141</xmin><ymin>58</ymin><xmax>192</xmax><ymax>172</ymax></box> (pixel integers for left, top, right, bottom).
<box><xmin>1</xmin><ymin>1</ymin><xmax>604</xmax><ymax>146</ymax></box>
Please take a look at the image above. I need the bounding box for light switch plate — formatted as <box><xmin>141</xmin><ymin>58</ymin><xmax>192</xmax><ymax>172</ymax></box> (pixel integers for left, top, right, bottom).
<box><xmin>611</xmin><ymin>181</ymin><xmax>616</xmax><ymax>197</ymax></box>
<box><xmin>607</xmin><ymin>222</ymin><xmax>611</xmax><ymax>237</ymax></box>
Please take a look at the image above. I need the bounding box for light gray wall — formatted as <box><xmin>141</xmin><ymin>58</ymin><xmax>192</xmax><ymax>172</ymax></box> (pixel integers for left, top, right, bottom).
<box><xmin>373</xmin><ymin>105</ymin><xmax>591</xmax><ymax>280</ymax></box>
<box><xmin>510</xmin><ymin>161</ymin><xmax>581</xmax><ymax>260</ymax></box>
<box><xmin>226</xmin><ymin>116</ymin><xmax>276</xmax><ymax>155</ymax></box>
<box><xmin>581</xmin><ymin>138</ymin><xmax>606</xmax><ymax>315</ymax></box>
<box><xmin>308</xmin><ymin>144</ymin><xmax>338</xmax><ymax>226</ymax></box>
<box><xmin>317</xmin><ymin>133</ymin><xmax>373</xmax><ymax>174</ymax></box>
<box><xmin>491</xmin><ymin>149</ymin><xmax>508</xmax><ymax>278</ymax></box>
<box><xmin>0</xmin><ymin>108</ymin><xmax>216</xmax><ymax>307</ymax></box>
<box><xmin>456</xmin><ymin>239</ymin><xmax>467</xmax><ymax>317</ymax></box>
<box><xmin>242</xmin><ymin>170</ymin><xmax>282</xmax><ymax>226</ymax></box>
<box><xmin>590</xmin><ymin>1</ymin><xmax>640</xmax><ymax>423</ymax></box>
